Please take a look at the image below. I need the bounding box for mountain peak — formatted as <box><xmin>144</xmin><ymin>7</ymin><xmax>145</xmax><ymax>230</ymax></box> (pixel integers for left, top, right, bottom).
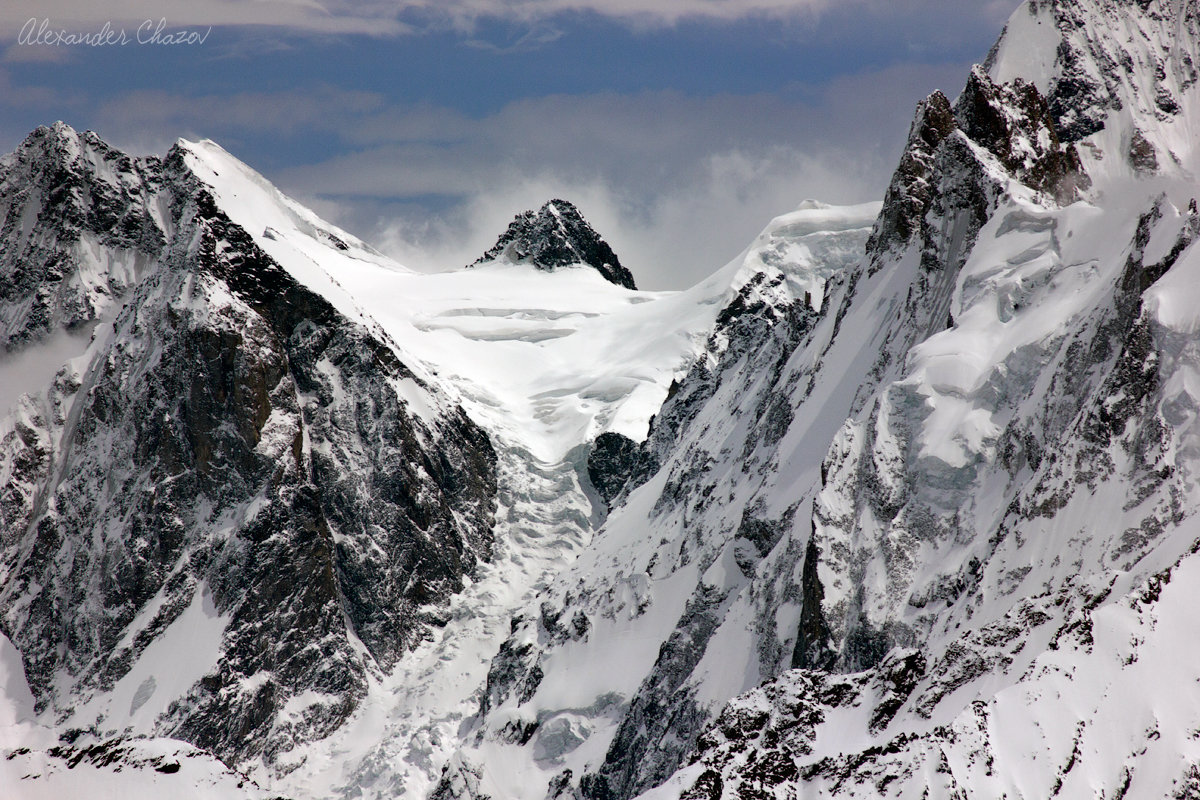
<box><xmin>18</xmin><ymin>120</ymin><xmax>85</xmax><ymax>161</ymax></box>
<box><xmin>470</xmin><ymin>199</ymin><xmax>637</xmax><ymax>290</ymax></box>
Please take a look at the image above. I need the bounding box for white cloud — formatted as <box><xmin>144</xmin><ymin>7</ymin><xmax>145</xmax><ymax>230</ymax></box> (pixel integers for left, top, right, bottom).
<box><xmin>0</xmin><ymin>0</ymin><xmax>1025</xmax><ymax>289</ymax></box>
<box><xmin>92</xmin><ymin>85</ymin><xmax>386</xmax><ymax>150</ymax></box>
<box><xmin>404</xmin><ymin>0</ymin><xmax>833</xmax><ymax>30</ymax></box>
<box><xmin>0</xmin><ymin>0</ymin><xmax>1017</xmax><ymax>38</ymax></box>
<box><xmin>0</xmin><ymin>1</ymin><xmax>409</xmax><ymax>37</ymax></box>
<box><xmin>359</xmin><ymin>146</ymin><xmax>881</xmax><ymax>290</ymax></box>
<box><xmin>0</xmin><ymin>5</ymin><xmax>991</xmax><ymax>289</ymax></box>
<box><xmin>257</xmin><ymin>62</ymin><xmax>967</xmax><ymax>288</ymax></box>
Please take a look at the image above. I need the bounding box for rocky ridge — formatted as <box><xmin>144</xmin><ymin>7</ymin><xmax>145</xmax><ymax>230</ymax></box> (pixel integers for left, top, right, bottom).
<box><xmin>625</xmin><ymin>1</ymin><xmax>1200</xmax><ymax>798</ymax></box>
<box><xmin>0</xmin><ymin>122</ymin><xmax>163</xmax><ymax>352</ymax></box>
<box><xmin>428</xmin><ymin>2</ymin><xmax>1200</xmax><ymax>800</ymax></box>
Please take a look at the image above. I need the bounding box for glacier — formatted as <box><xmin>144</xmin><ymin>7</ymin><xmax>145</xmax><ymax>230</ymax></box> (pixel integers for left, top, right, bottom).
<box><xmin>3</xmin><ymin>0</ymin><xmax>1200</xmax><ymax>798</ymax></box>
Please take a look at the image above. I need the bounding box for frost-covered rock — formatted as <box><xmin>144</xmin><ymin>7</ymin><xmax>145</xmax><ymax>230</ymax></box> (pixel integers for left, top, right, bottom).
<box><xmin>986</xmin><ymin>0</ymin><xmax>1200</xmax><ymax>176</ymax></box>
<box><xmin>628</xmin><ymin>1</ymin><xmax>1200</xmax><ymax>798</ymax></box>
<box><xmin>0</xmin><ymin>123</ymin><xmax>163</xmax><ymax>351</ymax></box>
<box><xmin>443</xmin><ymin>201</ymin><xmax>879</xmax><ymax>800</ymax></box>
<box><xmin>5</xmin><ymin>2</ymin><xmax>1200</xmax><ymax>799</ymax></box>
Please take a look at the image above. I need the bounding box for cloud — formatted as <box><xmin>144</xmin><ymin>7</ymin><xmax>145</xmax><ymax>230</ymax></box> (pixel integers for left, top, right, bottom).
<box><xmin>91</xmin><ymin>85</ymin><xmax>387</xmax><ymax>154</ymax></box>
<box><xmin>256</xmin><ymin>61</ymin><xmax>968</xmax><ymax>288</ymax></box>
<box><xmin>0</xmin><ymin>1</ymin><xmax>409</xmax><ymax>37</ymax></box>
<box><xmin>73</xmin><ymin>80</ymin><xmax>902</xmax><ymax>287</ymax></box>
<box><xmin>356</xmin><ymin>146</ymin><xmax>883</xmax><ymax>290</ymax></box>
<box><xmin>0</xmin><ymin>0</ymin><xmax>1008</xmax><ymax>290</ymax></box>
<box><xmin>405</xmin><ymin>0</ymin><xmax>833</xmax><ymax>30</ymax></box>
<box><xmin>463</xmin><ymin>22</ymin><xmax>564</xmax><ymax>53</ymax></box>
<box><xmin>0</xmin><ymin>0</ymin><xmax>1016</xmax><ymax>39</ymax></box>
<box><xmin>0</xmin><ymin>69</ymin><xmax>70</xmax><ymax>107</ymax></box>
<box><xmin>2</xmin><ymin>42</ymin><xmax>75</xmax><ymax>63</ymax></box>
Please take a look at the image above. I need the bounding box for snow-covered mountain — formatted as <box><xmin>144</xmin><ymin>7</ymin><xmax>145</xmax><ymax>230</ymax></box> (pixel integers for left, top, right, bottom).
<box><xmin>0</xmin><ymin>128</ymin><xmax>502</xmax><ymax>776</ymax></box>
<box><xmin>0</xmin><ymin>121</ymin><xmax>868</xmax><ymax>797</ymax></box>
<box><xmin>3</xmin><ymin>0</ymin><xmax>1200</xmax><ymax>798</ymax></box>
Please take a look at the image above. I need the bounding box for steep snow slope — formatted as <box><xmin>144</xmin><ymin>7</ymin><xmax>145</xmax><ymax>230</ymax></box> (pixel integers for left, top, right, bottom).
<box><xmin>394</xmin><ymin>200</ymin><xmax>882</xmax><ymax>800</ymax></box>
<box><xmin>177</xmin><ymin>138</ymin><xmax>733</xmax><ymax>465</ymax></box>
<box><xmin>988</xmin><ymin>0</ymin><xmax>1200</xmax><ymax>178</ymax></box>
<box><xmin>425</xmin><ymin>55</ymin><xmax>1098</xmax><ymax>800</ymax></box>
<box><xmin>609</xmin><ymin>1</ymin><xmax>1200</xmax><ymax>798</ymax></box>
<box><xmin>258</xmin><ymin>199</ymin><xmax>879</xmax><ymax>800</ymax></box>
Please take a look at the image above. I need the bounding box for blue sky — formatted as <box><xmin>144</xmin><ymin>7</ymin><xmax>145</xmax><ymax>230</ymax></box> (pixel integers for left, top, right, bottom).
<box><xmin>0</xmin><ymin>1</ymin><xmax>1021</xmax><ymax>288</ymax></box>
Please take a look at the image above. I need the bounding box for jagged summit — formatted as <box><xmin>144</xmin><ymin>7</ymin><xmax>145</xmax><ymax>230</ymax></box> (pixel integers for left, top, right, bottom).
<box><xmin>470</xmin><ymin>199</ymin><xmax>637</xmax><ymax>290</ymax></box>
<box><xmin>0</xmin><ymin>122</ymin><xmax>164</xmax><ymax>351</ymax></box>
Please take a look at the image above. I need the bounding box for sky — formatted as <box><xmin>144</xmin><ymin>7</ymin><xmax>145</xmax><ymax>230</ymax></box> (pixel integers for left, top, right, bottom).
<box><xmin>0</xmin><ymin>0</ymin><xmax>1022</xmax><ymax>289</ymax></box>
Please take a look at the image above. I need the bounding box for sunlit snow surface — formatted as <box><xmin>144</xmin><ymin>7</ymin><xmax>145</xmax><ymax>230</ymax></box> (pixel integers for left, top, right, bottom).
<box><xmin>213</xmin><ymin>147</ymin><xmax>879</xmax><ymax>797</ymax></box>
<box><xmin>191</xmin><ymin>142</ymin><xmax>877</xmax><ymax>488</ymax></box>
<box><xmin>184</xmin><ymin>139</ymin><xmax>878</xmax><ymax>466</ymax></box>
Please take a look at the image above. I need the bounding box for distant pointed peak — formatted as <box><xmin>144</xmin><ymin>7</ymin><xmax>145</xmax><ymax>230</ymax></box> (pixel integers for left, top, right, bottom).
<box><xmin>470</xmin><ymin>199</ymin><xmax>637</xmax><ymax>290</ymax></box>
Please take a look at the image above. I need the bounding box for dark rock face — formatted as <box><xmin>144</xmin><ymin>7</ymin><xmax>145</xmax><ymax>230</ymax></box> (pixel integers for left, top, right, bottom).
<box><xmin>790</xmin><ymin>534</ymin><xmax>834</xmax><ymax>671</ymax></box>
<box><xmin>0</xmin><ymin>130</ymin><xmax>498</xmax><ymax>768</ymax></box>
<box><xmin>867</xmin><ymin>91</ymin><xmax>957</xmax><ymax>257</ymax></box>
<box><xmin>566</xmin><ymin>56</ymin><xmax>1105</xmax><ymax>800</ymax></box>
<box><xmin>625</xmin><ymin>269</ymin><xmax>819</xmax><ymax>508</ymax></box>
<box><xmin>1128</xmin><ymin>128</ymin><xmax>1159</xmax><ymax>173</ymax></box>
<box><xmin>582</xmin><ymin>585</ymin><xmax>729</xmax><ymax>800</ymax></box>
<box><xmin>953</xmin><ymin>66</ymin><xmax>1090</xmax><ymax>204</ymax></box>
<box><xmin>679</xmin><ymin>649</ymin><xmax>926</xmax><ymax>800</ymax></box>
<box><xmin>645</xmin><ymin>6</ymin><xmax>1200</xmax><ymax>794</ymax></box>
<box><xmin>586</xmin><ymin>432</ymin><xmax>641</xmax><ymax>507</ymax></box>
<box><xmin>471</xmin><ymin>200</ymin><xmax>637</xmax><ymax>290</ymax></box>
<box><xmin>984</xmin><ymin>0</ymin><xmax>1199</xmax><ymax>151</ymax></box>
<box><xmin>869</xmin><ymin>67</ymin><xmax>1086</xmax><ymax>267</ymax></box>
